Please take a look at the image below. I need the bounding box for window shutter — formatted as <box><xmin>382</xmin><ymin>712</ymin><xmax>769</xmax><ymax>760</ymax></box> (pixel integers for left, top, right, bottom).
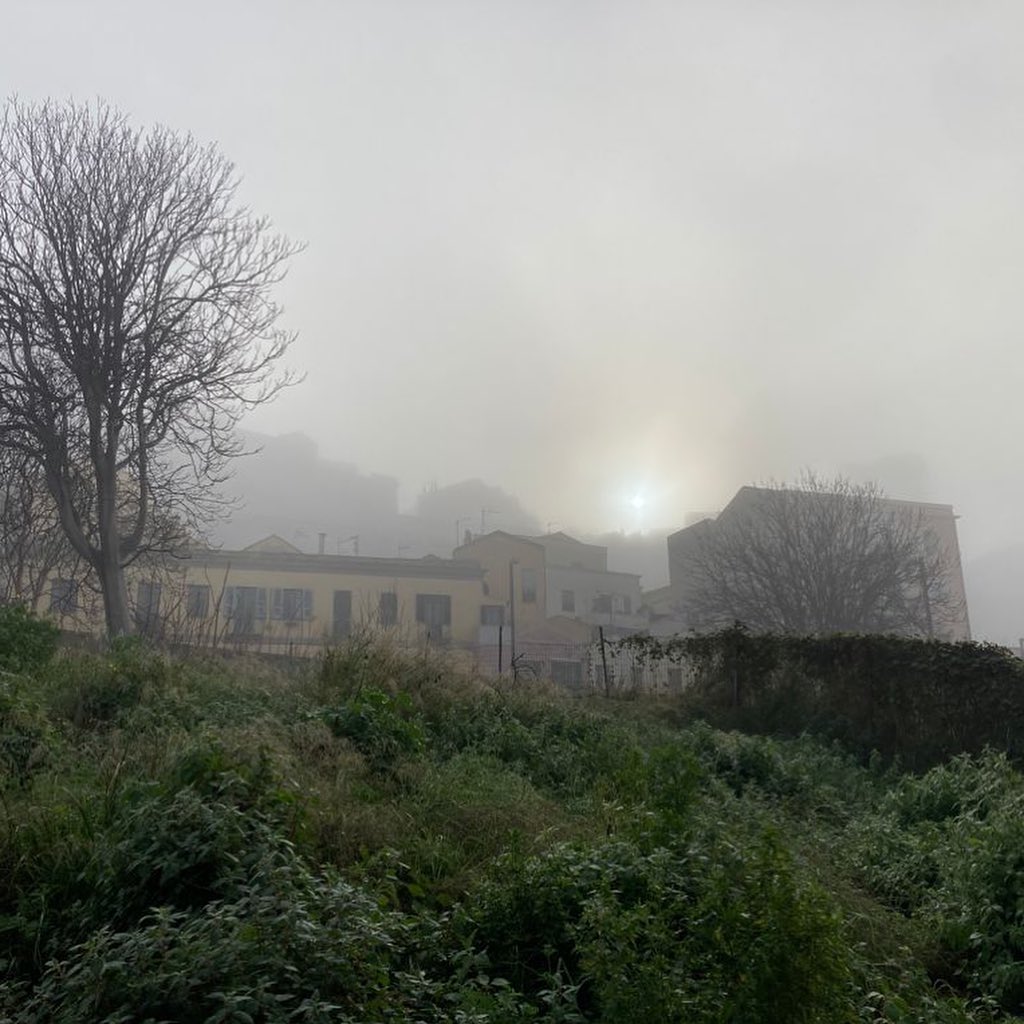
<box><xmin>271</xmin><ymin>587</ymin><xmax>283</xmax><ymax>620</ymax></box>
<box><xmin>303</xmin><ymin>589</ymin><xmax>313</xmax><ymax>621</ymax></box>
<box><xmin>256</xmin><ymin>588</ymin><xmax>267</xmax><ymax>621</ymax></box>
<box><xmin>225</xmin><ymin>587</ymin><xmax>236</xmax><ymax>616</ymax></box>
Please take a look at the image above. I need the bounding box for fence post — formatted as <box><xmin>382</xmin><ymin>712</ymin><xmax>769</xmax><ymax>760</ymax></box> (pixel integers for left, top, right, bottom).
<box><xmin>497</xmin><ymin>623</ymin><xmax>503</xmax><ymax>675</ymax></box>
<box><xmin>599</xmin><ymin>626</ymin><xmax>611</xmax><ymax>697</ymax></box>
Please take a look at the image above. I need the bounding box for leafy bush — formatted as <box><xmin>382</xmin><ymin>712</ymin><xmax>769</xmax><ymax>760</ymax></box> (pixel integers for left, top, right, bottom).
<box><xmin>0</xmin><ymin>603</ymin><xmax>59</xmax><ymax>674</ymax></box>
<box><xmin>426</xmin><ymin>693</ymin><xmax>638</xmax><ymax>799</ymax></box>
<box><xmin>620</xmin><ymin>627</ymin><xmax>1024</xmax><ymax>768</ymax></box>
<box><xmin>0</xmin><ymin>675</ymin><xmax>51</xmax><ymax>788</ymax></box>
<box><xmin>1</xmin><ymin>641</ymin><xmax>1013</xmax><ymax>1022</ymax></box>
<box><xmin>9</xmin><ymin>863</ymin><xmax>423</xmax><ymax>1024</ymax></box>
<box><xmin>455</xmin><ymin>829</ymin><xmax>853</xmax><ymax>1023</ymax></box>
<box><xmin>849</xmin><ymin>751</ymin><xmax>1024</xmax><ymax>1012</ymax></box>
<box><xmin>43</xmin><ymin>641</ymin><xmax>174</xmax><ymax>730</ymax></box>
<box><xmin>321</xmin><ymin>687</ymin><xmax>425</xmax><ymax>772</ymax></box>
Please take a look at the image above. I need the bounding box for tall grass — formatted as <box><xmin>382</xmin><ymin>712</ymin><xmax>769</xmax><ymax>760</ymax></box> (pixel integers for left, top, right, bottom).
<box><xmin>0</xmin><ymin>631</ymin><xmax>1020</xmax><ymax>1021</ymax></box>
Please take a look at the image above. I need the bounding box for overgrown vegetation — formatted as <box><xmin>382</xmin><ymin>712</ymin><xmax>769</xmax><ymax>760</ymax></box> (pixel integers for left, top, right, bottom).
<box><xmin>619</xmin><ymin>625</ymin><xmax>1024</xmax><ymax>768</ymax></box>
<box><xmin>1</xmin><ymin>627</ymin><xmax>1023</xmax><ymax>1021</ymax></box>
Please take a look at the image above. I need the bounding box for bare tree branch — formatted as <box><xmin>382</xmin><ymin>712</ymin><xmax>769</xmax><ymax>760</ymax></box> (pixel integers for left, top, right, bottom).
<box><xmin>0</xmin><ymin>98</ymin><xmax>301</xmax><ymax>635</ymax></box>
<box><xmin>680</xmin><ymin>472</ymin><xmax>961</xmax><ymax>637</ymax></box>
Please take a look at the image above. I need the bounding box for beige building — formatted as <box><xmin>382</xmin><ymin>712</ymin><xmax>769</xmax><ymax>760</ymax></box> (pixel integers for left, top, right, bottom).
<box><xmin>453</xmin><ymin>529</ymin><xmax>648</xmax><ymax>640</ymax></box>
<box><xmin>530</xmin><ymin>532</ymin><xmax>645</xmax><ymax>638</ymax></box>
<box><xmin>666</xmin><ymin>486</ymin><xmax>971</xmax><ymax>640</ymax></box>
<box><xmin>453</xmin><ymin>530</ymin><xmax>549</xmax><ymax>640</ymax></box>
<box><xmin>43</xmin><ymin>534</ymin><xmax>487</xmax><ymax>652</ymax></box>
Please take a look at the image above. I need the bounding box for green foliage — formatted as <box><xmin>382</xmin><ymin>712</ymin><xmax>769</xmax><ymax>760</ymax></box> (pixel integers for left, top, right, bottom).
<box><xmin>1</xmin><ymin>638</ymin><xmax>1018</xmax><ymax>1022</ymax></box>
<box><xmin>850</xmin><ymin>752</ymin><xmax>1024</xmax><ymax>1013</ymax></box>
<box><xmin>0</xmin><ymin>674</ymin><xmax>51</xmax><ymax>788</ymax></box>
<box><xmin>426</xmin><ymin>691</ymin><xmax>637</xmax><ymax>798</ymax></box>
<box><xmin>0</xmin><ymin>602</ymin><xmax>59</xmax><ymax>674</ymax></box>
<box><xmin>321</xmin><ymin>687</ymin><xmax>425</xmax><ymax>771</ymax></box>
<box><xmin>455</xmin><ymin>828</ymin><xmax>853</xmax><ymax>1023</ymax></box>
<box><xmin>43</xmin><ymin>640</ymin><xmax>173</xmax><ymax>730</ymax></box>
<box><xmin>11</xmin><ymin>862</ymin><xmax>424</xmax><ymax>1023</ymax></box>
<box><xmin>620</xmin><ymin>626</ymin><xmax>1024</xmax><ymax>768</ymax></box>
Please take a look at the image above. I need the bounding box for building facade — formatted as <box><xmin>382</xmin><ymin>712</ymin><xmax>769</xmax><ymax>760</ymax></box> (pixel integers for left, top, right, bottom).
<box><xmin>42</xmin><ymin>534</ymin><xmax>487</xmax><ymax>652</ymax></box>
<box><xmin>666</xmin><ymin>486</ymin><xmax>971</xmax><ymax>640</ymax></box>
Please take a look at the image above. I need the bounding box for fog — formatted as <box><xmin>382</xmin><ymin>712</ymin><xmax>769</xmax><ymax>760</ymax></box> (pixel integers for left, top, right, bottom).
<box><xmin>3</xmin><ymin>2</ymin><xmax>1023</xmax><ymax>640</ymax></box>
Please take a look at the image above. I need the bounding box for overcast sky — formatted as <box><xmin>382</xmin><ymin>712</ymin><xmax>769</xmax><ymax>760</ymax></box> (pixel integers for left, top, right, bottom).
<box><xmin>3</xmin><ymin>2</ymin><xmax>1023</xmax><ymax>564</ymax></box>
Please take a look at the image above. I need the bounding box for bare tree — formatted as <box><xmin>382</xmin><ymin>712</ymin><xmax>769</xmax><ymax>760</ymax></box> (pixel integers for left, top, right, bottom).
<box><xmin>0</xmin><ymin>99</ymin><xmax>299</xmax><ymax>635</ymax></box>
<box><xmin>0</xmin><ymin>447</ymin><xmax>85</xmax><ymax>607</ymax></box>
<box><xmin>678</xmin><ymin>473</ymin><xmax>958</xmax><ymax>637</ymax></box>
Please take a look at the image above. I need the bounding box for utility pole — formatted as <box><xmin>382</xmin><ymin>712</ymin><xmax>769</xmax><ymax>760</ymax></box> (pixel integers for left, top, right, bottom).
<box><xmin>508</xmin><ymin>560</ymin><xmax>517</xmax><ymax>671</ymax></box>
<box><xmin>481</xmin><ymin>508</ymin><xmax>500</xmax><ymax>534</ymax></box>
<box><xmin>918</xmin><ymin>559</ymin><xmax>934</xmax><ymax>638</ymax></box>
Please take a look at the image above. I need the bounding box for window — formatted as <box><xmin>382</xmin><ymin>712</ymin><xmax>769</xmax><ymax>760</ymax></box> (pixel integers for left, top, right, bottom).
<box><xmin>591</xmin><ymin>594</ymin><xmax>612</xmax><ymax>614</ymax></box>
<box><xmin>225</xmin><ymin>586</ymin><xmax>267</xmax><ymax>636</ymax></box>
<box><xmin>378</xmin><ymin>591</ymin><xmax>398</xmax><ymax>627</ymax></box>
<box><xmin>186</xmin><ymin>584</ymin><xmax>210</xmax><ymax>619</ymax></box>
<box><xmin>333</xmin><ymin>590</ymin><xmax>352</xmax><ymax>638</ymax></box>
<box><xmin>272</xmin><ymin>587</ymin><xmax>312</xmax><ymax>622</ymax></box>
<box><xmin>49</xmin><ymin>578</ymin><xmax>78</xmax><ymax>615</ymax></box>
<box><xmin>480</xmin><ymin>604</ymin><xmax>504</xmax><ymax>626</ymax></box>
<box><xmin>520</xmin><ymin>567</ymin><xmax>537</xmax><ymax>604</ymax></box>
<box><xmin>560</xmin><ymin>589</ymin><xmax>575</xmax><ymax>614</ymax></box>
<box><xmin>416</xmin><ymin>593</ymin><xmax>451</xmax><ymax>629</ymax></box>
<box><xmin>136</xmin><ymin>580</ymin><xmax>162</xmax><ymax>634</ymax></box>
<box><xmin>613</xmin><ymin>594</ymin><xmax>633</xmax><ymax>615</ymax></box>
<box><xmin>550</xmin><ymin>659</ymin><xmax>584</xmax><ymax>687</ymax></box>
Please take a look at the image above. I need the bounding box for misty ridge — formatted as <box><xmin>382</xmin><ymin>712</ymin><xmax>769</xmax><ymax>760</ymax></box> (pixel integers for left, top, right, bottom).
<box><xmin>218</xmin><ymin>430</ymin><xmax>673</xmax><ymax>589</ymax></box>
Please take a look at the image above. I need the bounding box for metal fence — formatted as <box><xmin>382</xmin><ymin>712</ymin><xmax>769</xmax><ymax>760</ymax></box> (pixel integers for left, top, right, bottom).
<box><xmin>449</xmin><ymin>633</ymin><xmax>695</xmax><ymax>698</ymax></box>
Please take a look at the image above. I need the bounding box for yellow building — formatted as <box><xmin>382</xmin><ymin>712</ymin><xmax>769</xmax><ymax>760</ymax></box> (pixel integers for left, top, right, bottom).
<box><xmin>452</xmin><ymin>531</ymin><xmax>549</xmax><ymax>640</ymax></box>
<box><xmin>43</xmin><ymin>534</ymin><xmax>487</xmax><ymax>652</ymax></box>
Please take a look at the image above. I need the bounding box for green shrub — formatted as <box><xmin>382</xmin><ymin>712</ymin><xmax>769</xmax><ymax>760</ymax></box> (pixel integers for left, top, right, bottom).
<box><xmin>8</xmin><ymin>863</ymin><xmax>423</xmax><ymax>1024</ymax></box>
<box><xmin>427</xmin><ymin>694</ymin><xmax>638</xmax><ymax>799</ymax></box>
<box><xmin>0</xmin><ymin>603</ymin><xmax>59</xmax><ymax>674</ymax></box>
<box><xmin>0</xmin><ymin>675</ymin><xmax>51</xmax><ymax>788</ymax></box>
<box><xmin>321</xmin><ymin>687</ymin><xmax>425</xmax><ymax>772</ymax></box>
<box><xmin>454</xmin><ymin>828</ymin><xmax>853</xmax><ymax>1023</ymax></box>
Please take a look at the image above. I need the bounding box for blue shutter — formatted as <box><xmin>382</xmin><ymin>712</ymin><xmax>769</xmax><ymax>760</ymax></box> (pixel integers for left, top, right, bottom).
<box><xmin>256</xmin><ymin>588</ymin><xmax>267</xmax><ymax>621</ymax></box>
<box><xmin>303</xmin><ymin>589</ymin><xmax>313</xmax><ymax>621</ymax></box>
<box><xmin>271</xmin><ymin>588</ymin><xmax>283</xmax><ymax>620</ymax></box>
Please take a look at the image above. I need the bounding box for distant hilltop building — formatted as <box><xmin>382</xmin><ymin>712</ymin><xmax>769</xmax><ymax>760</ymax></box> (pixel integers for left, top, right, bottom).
<box><xmin>666</xmin><ymin>485</ymin><xmax>970</xmax><ymax>641</ymax></box>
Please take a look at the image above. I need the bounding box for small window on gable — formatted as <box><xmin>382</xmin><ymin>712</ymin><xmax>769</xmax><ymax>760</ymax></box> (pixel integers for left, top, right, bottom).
<box><xmin>520</xmin><ymin>568</ymin><xmax>537</xmax><ymax>604</ymax></box>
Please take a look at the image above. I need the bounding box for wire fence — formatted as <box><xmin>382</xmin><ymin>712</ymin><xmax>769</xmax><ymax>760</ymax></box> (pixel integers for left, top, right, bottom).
<box><xmin>59</xmin><ymin>623</ymin><xmax>695</xmax><ymax>698</ymax></box>
<box><xmin>448</xmin><ymin>633</ymin><xmax>695</xmax><ymax>698</ymax></box>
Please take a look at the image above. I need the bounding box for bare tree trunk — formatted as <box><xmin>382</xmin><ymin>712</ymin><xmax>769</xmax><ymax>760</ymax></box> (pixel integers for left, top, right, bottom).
<box><xmin>98</xmin><ymin>463</ymin><xmax>133</xmax><ymax>636</ymax></box>
<box><xmin>98</xmin><ymin>551</ymin><xmax>132</xmax><ymax>637</ymax></box>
